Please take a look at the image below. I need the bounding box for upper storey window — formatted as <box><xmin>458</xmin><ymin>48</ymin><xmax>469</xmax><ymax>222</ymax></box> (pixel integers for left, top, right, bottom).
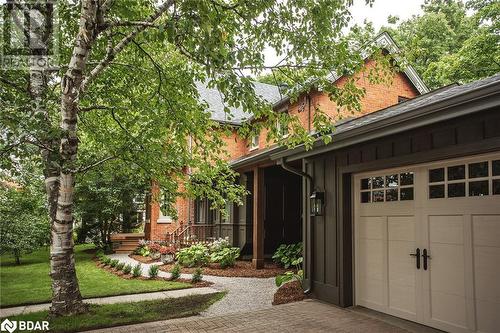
<box><xmin>250</xmin><ymin>134</ymin><xmax>259</xmax><ymax>150</ymax></box>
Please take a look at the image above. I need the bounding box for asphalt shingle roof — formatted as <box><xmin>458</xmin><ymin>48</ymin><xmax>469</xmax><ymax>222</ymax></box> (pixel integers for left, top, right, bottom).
<box><xmin>196</xmin><ymin>81</ymin><xmax>281</xmax><ymax>124</ymax></box>
<box><xmin>331</xmin><ymin>73</ymin><xmax>500</xmax><ymax>136</ymax></box>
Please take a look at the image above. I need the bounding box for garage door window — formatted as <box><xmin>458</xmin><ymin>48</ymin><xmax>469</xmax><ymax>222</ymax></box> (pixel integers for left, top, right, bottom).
<box><xmin>360</xmin><ymin>172</ymin><xmax>414</xmax><ymax>203</ymax></box>
<box><xmin>429</xmin><ymin>159</ymin><xmax>500</xmax><ymax>198</ymax></box>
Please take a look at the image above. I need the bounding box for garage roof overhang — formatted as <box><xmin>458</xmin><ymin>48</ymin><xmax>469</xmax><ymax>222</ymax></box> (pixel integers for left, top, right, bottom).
<box><xmin>269</xmin><ymin>76</ymin><xmax>500</xmax><ymax>163</ymax></box>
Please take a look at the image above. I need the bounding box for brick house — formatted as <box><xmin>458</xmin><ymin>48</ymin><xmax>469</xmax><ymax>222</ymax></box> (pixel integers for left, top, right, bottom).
<box><xmin>144</xmin><ymin>32</ymin><xmax>427</xmax><ymax>251</ymax></box>
<box><xmin>116</xmin><ymin>32</ymin><xmax>500</xmax><ymax>332</ymax></box>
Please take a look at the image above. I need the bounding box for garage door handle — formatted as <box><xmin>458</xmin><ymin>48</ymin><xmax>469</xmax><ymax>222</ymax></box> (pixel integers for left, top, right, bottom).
<box><xmin>410</xmin><ymin>248</ymin><xmax>420</xmax><ymax>269</ymax></box>
<box><xmin>423</xmin><ymin>249</ymin><xmax>431</xmax><ymax>270</ymax></box>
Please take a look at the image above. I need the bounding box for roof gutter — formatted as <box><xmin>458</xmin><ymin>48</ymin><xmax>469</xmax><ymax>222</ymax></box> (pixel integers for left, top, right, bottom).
<box><xmin>270</xmin><ymin>79</ymin><xmax>500</xmax><ymax>162</ymax></box>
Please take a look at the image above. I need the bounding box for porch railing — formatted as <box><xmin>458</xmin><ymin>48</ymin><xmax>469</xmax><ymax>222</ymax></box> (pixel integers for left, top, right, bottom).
<box><xmin>166</xmin><ymin>223</ymin><xmax>216</xmax><ymax>247</ymax></box>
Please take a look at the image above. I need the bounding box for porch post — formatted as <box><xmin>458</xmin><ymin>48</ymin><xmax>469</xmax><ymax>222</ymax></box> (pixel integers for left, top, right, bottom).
<box><xmin>252</xmin><ymin>167</ymin><xmax>265</xmax><ymax>269</ymax></box>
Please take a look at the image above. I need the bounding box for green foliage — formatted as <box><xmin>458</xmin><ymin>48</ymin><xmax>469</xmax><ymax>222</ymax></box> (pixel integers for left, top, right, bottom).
<box><xmin>382</xmin><ymin>0</ymin><xmax>499</xmax><ymax>88</ymax></box>
<box><xmin>275</xmin><ymin>270</ymin><xmax>304</xmax><ymax>288</ymax></box>
<box><xmin>101</xmin><ymin>257</ymin><xmax>111</xmax><ymax>265</ymax></box>
<box><xmin>109</xmin><ymin>259</ymin><xmax>119</xmax><ymax>268</ymax></box>
<box><xmin>169</xmin><ymin>264</ymin><xmax>181</xmax><ymax>281</ymax></box>
<box><xmin>272</xmin><ymin>243</ymin><xmax>303</xmax><ymax>269</ymax></box>
<box><xmin>122</xmin><ymin>264</ymin><xmax>132</xmax><ymax>275</ymax></box>
<box><xmin>176</xmin><ymin>244</ymin><xmax>210</xmax><ymax>268</ymax></box>
<box><xmin>0</xmin><ymin>182</ymin><xmax>50</xmax><ymax>265</ymax></box>
<box><xmin>191</xmin><ymin>267</ymin><xmax>203</xmax><ymax>283</ymax></box>
<box><xmin>132</xmin><ymin>264</ymin><xmax>142</xmax><ymax>278</ymax></box>
<box><xmin>74</xmin><ymin>159</ymin><xmax>148</xmax><ymax>248</ymax></box>
<box><xmin>115</xmin><ymin>262</ymin><xmax>125</xmax><ymax>271</ymax></box>
<box><xmin>148</xmin><ymin>264</ymin><xmax>160</xmax><ymax>279</ymax></box>
<box><xmin>210</xmin><ymin>247</ymin><xmax>240</xmax><ymax>268</ymax></box>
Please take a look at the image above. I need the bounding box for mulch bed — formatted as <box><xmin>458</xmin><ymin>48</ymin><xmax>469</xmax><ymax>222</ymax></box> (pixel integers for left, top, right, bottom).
<box><xmin>272</xmin><ymin>280</ymin><xmax>306</xmax><ymax>305</ymax></box>
<box><xmin>129</xmin><ymin>254</ymin><xmax>161</xmax><ymax>264</ymax></box>
<box><xmin>94</xmin><ymin>260</ymin><xmax>212</xmax><ymax>287</ymax></box>
<box><xmin>159</xmin><ymin>260</ymin><xmax>290</xmax><ymax>278</ymax></box>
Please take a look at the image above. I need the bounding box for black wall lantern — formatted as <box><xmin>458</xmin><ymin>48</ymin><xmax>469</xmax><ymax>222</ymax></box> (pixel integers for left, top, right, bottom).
<box><xmin>310</xmin><ymin>190</ymin><xmax>325</xmax><ymax>216</ymax></box>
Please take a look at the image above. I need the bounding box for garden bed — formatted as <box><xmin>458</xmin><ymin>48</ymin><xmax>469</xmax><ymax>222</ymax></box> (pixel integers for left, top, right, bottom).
<box><xmin>159</xmin><ymin>260</ymin><xmax>290</xmax><ymax>278</ymax></box>
<box><xmin>95</xmin><ymin>261</ymin><xmax>213</xmax><ymax>287</ymax></box>
<box><xmin>272</xmin><ymin>280</ymin><xmax>305</xmax><ymax>305</ymax></box>
<box><xmin>129</xmin><ymin>254</ymin><xmax>160</xmax><ymax>264</ymax></box>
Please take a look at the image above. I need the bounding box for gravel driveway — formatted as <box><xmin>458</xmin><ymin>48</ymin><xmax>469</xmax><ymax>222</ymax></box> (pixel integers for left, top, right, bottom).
<box><xmin>109</xmin><ymin>254</ymin><xmax>278</xmax><ymax>316</ymax></box>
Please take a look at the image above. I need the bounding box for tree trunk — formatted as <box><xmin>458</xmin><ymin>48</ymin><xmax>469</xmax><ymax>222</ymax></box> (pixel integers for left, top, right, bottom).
<box><xmin>14</xmin><ymin>250</ymin><xmax>21</xmax><ymax>265</ymax></box>
<box><xmin>49</xmin><ymin>0</ymin><xmax>101</xmax><ymax>316</ymax></box>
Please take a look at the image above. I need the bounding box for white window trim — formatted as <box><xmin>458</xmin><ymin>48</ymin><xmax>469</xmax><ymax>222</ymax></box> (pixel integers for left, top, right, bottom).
<box><xmin>250</xmin><ymin>134</ymin><xmax>259</xmax><ymax>151</ymax></box>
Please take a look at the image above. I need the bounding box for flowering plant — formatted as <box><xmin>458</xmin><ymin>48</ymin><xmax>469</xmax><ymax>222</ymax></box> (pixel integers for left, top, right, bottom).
<box><xmin>208</xmin><ymin>237</ymin><xmax>230</xmax><ymax>253</ymax></box>
<box><xmin>149</xmin><ymin>242</ymin><xmax>161</xmax><ymax>253</ymax></box>
<box><xmin>159</xmin><ymin>246</ymin><xmax>176</xmax><ymax>255</ymax></box>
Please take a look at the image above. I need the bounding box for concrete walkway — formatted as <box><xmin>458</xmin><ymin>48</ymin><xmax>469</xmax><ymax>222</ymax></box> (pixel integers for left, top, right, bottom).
<box><xmin>0</xmin><ymin>287</ymin><xmax>217</xmax><ymax>318</ymax></box>
<box><xmin>108</xmin><ymin>254</ymin><xmax>278</xmax><ymax>317</ymax></box>
<box><xmin>87</xmin><ymin>299</ymin><xmax>412</xmax><ymax>333</ymax></box>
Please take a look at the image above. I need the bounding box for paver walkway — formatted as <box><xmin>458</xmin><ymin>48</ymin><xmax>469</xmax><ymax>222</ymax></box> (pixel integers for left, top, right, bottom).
<box><xmin>109</xmin><ymin>254</ymin><xmax>277</xmax><ymax>317</ymax></box>
<box><xmin>0</xmin><ymin>287</ymin><xmax>216</xmax><ymax>318</ymax></box>
<box><xmin>87</xmin><ymin>299</ymin><xmax>410</xmax><ymax>333</ymax></box>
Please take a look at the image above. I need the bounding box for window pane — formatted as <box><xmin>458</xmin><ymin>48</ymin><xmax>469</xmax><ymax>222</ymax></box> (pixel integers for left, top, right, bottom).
<box><xmin>372</xmin><ymin>190</ymin><xmax>384</xmax><ymax>202</ymax></box>
<box><xmin>372</xmin><ymin>177</ymin><xmax>384</xmax><ymax>189</ymax></box>
<box><xmin>429</xmin><ymin>185</ymin><xmax>445</xmax><ymax>199</ymax></box>
<box><xmin>386</xmin><ymin>189</ymin><xmax>398</xmax><ymax>201</ymax></box>
<box><xmin>448</xmin><ymin>165</ymin><xmax>465</xmax><ymax>180</ymax></box>
<box><xmin>493</xmin><ymin>160</ymin><xmax>500</xmax><ymax>176</ymax></box>
<box><xmin>386</xmin><ymin>174</ymin><xmax>398</xmax><ymax>187</ymax></box>
<box><xmin>400</xmin><ymin>172</ymin><xmax>414</xmax><ymax>186</ymax></box>
<box><xmin>469</xmin><ymin>180</ymin><xmax>489</xmax><ymax>196</ymax></box>
<box><xmin>361</xmin><ymin>178</ymin><xmax>371</xmax><ymax>190</ymax></box>
<box><xmin>361</xmin><ymin>191</ymin><xmax>371</xmax><ymax>203</ymax></box>
<box><xmin>493</xmin><ymin>180</ymin><xmax>500</xmax><ymax>195</ymax></box>
<box><xmin>448</xmin><ymin>183</ymin><xmax>465</xmax><ymax>197</ymax></box>
<box><xmin>400</xmin><ymin>187</ymin><xmax>414</xmax><ymax>201</ymax></box>
<box><xmin>469</xmin><ymin>161</ymin><xmax>488</xmax><ymax>178</ymax></box>
<box><xmin>429</xmin><ymin>168</ymin><xmax>444</xmax><ymax>183</ymax></box>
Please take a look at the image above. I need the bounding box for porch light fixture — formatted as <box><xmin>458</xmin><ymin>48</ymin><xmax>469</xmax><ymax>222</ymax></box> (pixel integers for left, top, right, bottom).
<box><xmin>310</xmin><ymin>190</ymin><xmax>324</xmax><ymax>216</ymax></box>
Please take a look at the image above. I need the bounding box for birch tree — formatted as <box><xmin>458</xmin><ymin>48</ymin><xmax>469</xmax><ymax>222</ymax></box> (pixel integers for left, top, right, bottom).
<box><xmin>1</xmin><ymin>0</ymin><xmax>391</xmax><ymax>316</ymax></box>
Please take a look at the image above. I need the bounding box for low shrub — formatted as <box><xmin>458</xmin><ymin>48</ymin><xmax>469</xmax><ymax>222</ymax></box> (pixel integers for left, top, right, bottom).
<box><xmin>275</xmin><ymin>269</ymin><xmax>304</xmax><ymax>288</ymax></box>
<box><xmin>101</xmin><ymin>256</ymin><xmax>111</xmax><ymax>265</ymax></box>
<box><xmin>109</xmin><ymin>259</ymin><xmax>119</xmax><ymax>268</ymax></box>
<box><xmin>170</xmin><ymin>263</ymin><xmax>181</xmax><ymax>280</ymax></box>
<box><xmin>116</xmin><ymin>262</ymin><xmax>125</xmax><ymax>271</ymax></box>
<box><xmin>210</xmin><ymin>247</ymin><xmax>240</xmax><ymax>268</ymax></box>
<box><xmin>132</xmin><ymin>263</ymin><xmax>142</xmax><ymax>277</ymax></box>
<box><xmin>148</xmin><ymin>264</ymin><xmax>159</xmax><ymax>278</ymax></box>
<box><xmin>176</xmin><ymin>244</ymin><xmax>210</xmax><ymax>267</ymax></box>
<box><xmin>272</xmin><ymin>242</ymin><xmax>303</xmax><ymax>269</ymax></box>
<box><xmin>191</xmin><ymin>267</ymin><xmax>203</xmax><ymax>283</ymax></box>
<box><xmin>122</xmin><ymin>264</ymin><xmax>132</xmax><ymax>275</ymax></box>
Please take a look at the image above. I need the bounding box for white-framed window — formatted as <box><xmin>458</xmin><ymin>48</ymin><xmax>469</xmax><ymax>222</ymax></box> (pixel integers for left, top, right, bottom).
<box><xmin>250</xmin><ymin>133</ymin><xmax>259</xmax><ymax>150</ymax></box>
<box><xmin>428</xmin><ymin>158</ymin><xmax>500</xmax><ymax>199</ymax></box>
<box><xmin>360</xmin><ymin>172</ymin><xmax>415</xmax><ymax>203</ymax></box>
<box><xmin>157</xmin><ymin>191</ymin><xmax>174</xmax><ymax>223</ymax></box>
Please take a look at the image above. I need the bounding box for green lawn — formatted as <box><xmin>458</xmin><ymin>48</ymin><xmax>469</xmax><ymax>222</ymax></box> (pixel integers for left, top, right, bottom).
<box><xmin>9</xmin><ymin>292</ymin><xmax>225</xmax><ymax>333</ymax></box>
<box><xmin>0</xmin><ymin>244</ymin><xmax>190</xmax><ymax>307</ymax></box>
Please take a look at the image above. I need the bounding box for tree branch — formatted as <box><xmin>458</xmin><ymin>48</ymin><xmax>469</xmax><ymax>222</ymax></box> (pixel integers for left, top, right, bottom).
<box><xmin>77</xmin><ymin>155</ymin><xmax>116</xmax><ymax>173</ymax></box>
<box><xmin>81</xmin><ymin>0</ymin><xmax>174</xmax><ymax>92</ymax></box>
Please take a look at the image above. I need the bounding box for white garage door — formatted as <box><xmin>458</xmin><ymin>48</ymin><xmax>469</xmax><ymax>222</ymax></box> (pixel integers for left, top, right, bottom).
<box><xmin>354</xmin><ymin>152</ymin><xmax>500</xmax><ymax>333</ymax></box>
